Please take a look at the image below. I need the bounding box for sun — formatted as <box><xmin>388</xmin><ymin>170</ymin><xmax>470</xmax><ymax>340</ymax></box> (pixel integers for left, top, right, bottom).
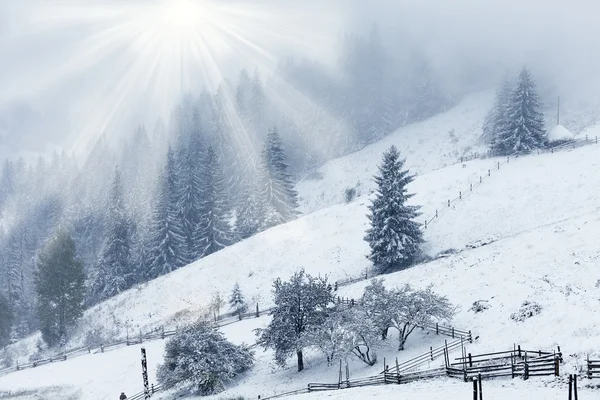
<box><xmin>161</xmin><ymin>0</ymin><xmax>201</xmax><ymax>32</ymax></box>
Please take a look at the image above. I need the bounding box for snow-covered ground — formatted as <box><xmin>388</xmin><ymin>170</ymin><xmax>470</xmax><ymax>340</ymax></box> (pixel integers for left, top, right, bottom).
<box><xmin>296</xmin><ymin>91</ymin><xmax>492</xmax><ymax>214</ymax></box>
<box><xmin>2</xmin><ymin>96</ymin><xmax>600</xmax><ymax>399</ymax></box>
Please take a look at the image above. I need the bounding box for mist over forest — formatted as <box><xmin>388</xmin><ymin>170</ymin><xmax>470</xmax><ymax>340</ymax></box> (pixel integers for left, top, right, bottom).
<box><xmin>1</xmin><ymin>0</ymin><xmax>600</xmax><ymax>342</ymax></box>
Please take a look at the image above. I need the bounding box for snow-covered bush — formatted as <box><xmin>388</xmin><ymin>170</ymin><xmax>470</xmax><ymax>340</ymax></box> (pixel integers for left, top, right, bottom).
<box><xmin>83</xmin><ymin>323</ymin><xmax>118</xmax><ymax>348</ymax></box>
<box><xmin>470</xmin><ymin>300</ymin><xmax>490</xmax><ymax>313</ymax></box>
<box><xmin>344</xmin><ymin>187</ymin><xmax>356</xmax><ymax>203</ymax></box>
<box><xmin>157</xmin><ymin>321</ymin><xmax>254</xmax><ymax>396</ymax></box>
<box><xmin>510</xmin><ymin>301</ymin><xmax>542</xmax><ymax>322</ymax></box>
<box><xmin>309</xmin><ymin>305</ymin><xmax>380</xmax><ymax>366</ymax></box>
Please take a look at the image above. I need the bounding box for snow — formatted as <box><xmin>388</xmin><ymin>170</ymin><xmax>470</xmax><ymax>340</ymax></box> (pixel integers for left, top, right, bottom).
<box><xmin>2</xmin><ymin>95</ymin><xmax>600</xmax><ymax>399</ymax></box>
<box><xmin>296</xmin><ymin>91</ymin><xmax>492</xmax><ymax>214</ymax></box>
<box><xmin>547</xmin><ymin>124</ymin><xmax>574</xmax><ymax>142</ymax></box>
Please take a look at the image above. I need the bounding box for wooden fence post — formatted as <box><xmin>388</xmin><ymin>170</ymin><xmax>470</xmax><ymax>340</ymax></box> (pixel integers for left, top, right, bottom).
<box><xmin>478</xmin><ymin>373</ymin><xmax>483</xmax><ymax>400</ymax></box>
<box><xmin>468</xmin><ymin>353</ymin><xmax>472</xmax><ymax>368</ymax></box>
<box><xmin>587</xmin><ymin>354</ymin><xmax>591</xmax><ymax>379</ymax></box>
<box><xmin>436</xmin><ymin>210</ymin><xmax>438</xmax><ymax>218</ymax></box>
<box><xmin>568</xmin><ymin>374</ymin><xmax>573</xmax><ymax>400</ymax></box>
<box><xmin>488</xmin><ymin>169</ymin><xmax>490</xmax><ymax>176</ymax></box>
<box><xmin>256</xmin><ymin>303</ymin><xmax>260</xmax><ymax>317</ymax></box>
<box><xmin>472</xmin><ymin>379</ymin><xmax>478</xmax><ymax>400</ymax></box>
<box><xmin>574</xmin><ymin>374</ymin><xmax>578</xmax><ymax>400</ymax></box>
<box><xmin>424</xmin><ymin>220</ymin><xmax>427</xmax><ymax>229</ymax></box>
<box><xmin>470</xmin><ymin>183</ymin><xmax>473</xmax><ymax>191</ymax></box>
<box><xmin>497</xmin><ymin>161</ymin><xmax>500</xmax><ymax>170</ymax></box>
<box><xmin>430</xmin><ymin>346</ymin><xmax>434</xmax><ymax>361</ymax></box>
<box><xmin>459</xmin><ymin>191</ymin><xmax>462</xmax><ymax>200</ymax></box>
<box><xmin>480</xmin><ymin>176</ymin><xmax>482</xmax><ymax>183</ymax></box>
<box><xmin>517</xmin><ymin>345</ymin><xmax>522</xmax><ymax>358</ymax></box>
<box><xmin>447</xmin><ymin>199</ymin><xmax>450</xmax><ymax>207</ymax></box>
<box><xmin>436</xmin><ymin>323</ymin><xmax>439</xmax><ymax>335</ymax></box>
<box><xmin>452</xmin><ymin>327</ymin><xmax>455</xmax><ymax>338</ymax></box>
<box><xmin>101</xmin><ymin>344</ymin><xmax>104</xmax><ymax>353</ymax></box>
<box><xmin>396</xmin><ymin>357</ymin><xmax>400</xmax><ymax>383</ymax></box>
<box><xmin>338</xmin><ymin>359</ymin><xmax>342</xmax><ymax>388</ymax></box>
<box><xmin>555</xmin><ymin>357</ymin><xmax>560</xmax><ymax>376</ymax></box>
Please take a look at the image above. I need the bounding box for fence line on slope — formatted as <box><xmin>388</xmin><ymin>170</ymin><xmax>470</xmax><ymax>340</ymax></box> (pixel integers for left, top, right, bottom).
<box><xmin>334</xmin><ymin>135</ymin><xmax>599</xmax><ymax>292</ymax></box>
<box><xmin>258</xmin><ymin>345</ymin><xmax>563</xmax><ymax>399</ymax></box>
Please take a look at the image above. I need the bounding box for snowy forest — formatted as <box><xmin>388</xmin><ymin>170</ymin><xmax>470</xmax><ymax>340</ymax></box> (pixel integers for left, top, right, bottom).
<box><xmin>0</xmin><ymin>26</ymin><xmax>456</xmax><ymax>341</ymax></box>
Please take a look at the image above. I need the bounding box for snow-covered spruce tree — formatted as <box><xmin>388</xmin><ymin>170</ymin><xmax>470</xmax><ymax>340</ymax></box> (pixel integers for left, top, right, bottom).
<box><xmin>492</xmin><ymin>68</ymin><xmax>546</xmax><ymax>155</ymax></box>
<box><xmin>482</xmin><ymin>77</ymin><xmax>512</xmax><ymax>145</ymax></box>
<box><xmin>144</xmin><ymin>148</ymin><xmax>188</xmax><ymax>280</ymax></box>
<box><xmin>196</xmin><ymin>147</ymin><xmax>235</xmax><ymax>258</ymax></box>
<box><xmin>260</xmin><ymin>127</ymin><xmax>300</xmax><ymax>229</ymax></box>
<box><xmin>229</xmin><ymin>283</ymin><xmax>248</xmax><ymax>320</ymax></box>
<box><xmin>90</xmin><ymin>167</ymin><xmax>134</xmax><ymax>304</ymax></box>
<box><xmin>361</xmin><ymin>279</ymin><xmax>395</xmax><ymax>340</ymax></box>
<box><xmin>35</xmin><ymin>229</ymin><xmax>85</xmax><ymax>347</ymax></box>
<box><xmin>389</xmin><ymin>284</ymin><xmax>454</xmax><ymax>351</ymax></box>
<box><xmin>157</xmin><ymin>321</ymin><xmax>254</xmax><ymax>396</ymax></box>
<box><xmin>175</xmin><ymin>121</ymin><xmax>205</xmax><ymax>261</ymax></box>
<box><xmin>256</xmin><ymin>270</ymin><xmax>331</xmax><ymax>371</ymax></box>
<box><xmin>0</xmin><ymin>293</ymin><xmax>12</xmax><ymax>347</ymax></box>
<box><xmin>235</xmin><ymin>174</ymin><xmax>265</xmax><ymax>240</ymax></box>
<box><xmin>364</xmin><ymin>146</ymin><xmax>423</xmax><ymax>274</ymax></box>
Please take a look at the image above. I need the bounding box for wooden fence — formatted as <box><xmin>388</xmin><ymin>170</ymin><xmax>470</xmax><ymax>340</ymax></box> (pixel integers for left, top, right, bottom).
<box><xmin>587</xmin><ymin>355</ymin><xmax>600</xmax><ymax>379</ymax></box>
<box><xmin>260</xmin><ymin>345</ymin><xmax>562</xmax><ymax>399</ymax></box>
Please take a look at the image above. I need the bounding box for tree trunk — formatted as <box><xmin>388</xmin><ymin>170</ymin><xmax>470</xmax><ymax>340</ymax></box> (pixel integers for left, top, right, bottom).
<box><xmin>297</xmin><ymin>349</ymin><xmax>304</xmax><ymax>372</ymax></box>
<box><xmin>382</xmin><ymin>327</ymin><xmax>389</xmax><ymax>340</ymax></box>
<box><xmin>398</xmin><ymin>338</ymin><xmax>406</xmax><ymax>351</ymax></box>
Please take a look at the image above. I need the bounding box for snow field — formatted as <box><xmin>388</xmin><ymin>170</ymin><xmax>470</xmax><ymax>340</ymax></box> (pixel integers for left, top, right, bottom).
<box><xmin>3</xmin><ymin>94</ymin><xmax>600</xmax><ymax>399</ymax></box>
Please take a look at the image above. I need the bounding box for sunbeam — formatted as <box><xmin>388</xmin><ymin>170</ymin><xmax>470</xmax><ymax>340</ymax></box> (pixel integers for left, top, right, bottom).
<box><xmin>0</xmin><ymin>0</ymin><xmax>344</xmax><ymax>158</ymax></box>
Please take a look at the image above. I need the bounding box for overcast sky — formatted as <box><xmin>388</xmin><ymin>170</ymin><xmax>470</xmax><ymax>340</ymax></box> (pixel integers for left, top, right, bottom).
<box><xmin>1</xmin><ymin>0</ymin><xmax>600</xmax><ymax>161</ymax></box>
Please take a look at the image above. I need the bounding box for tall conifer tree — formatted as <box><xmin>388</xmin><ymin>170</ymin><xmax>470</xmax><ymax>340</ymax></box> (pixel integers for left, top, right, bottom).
<box><xmin>365</xmin><ymin>146</ymin><xmax>423</xmax><ymax>273</ymax></box>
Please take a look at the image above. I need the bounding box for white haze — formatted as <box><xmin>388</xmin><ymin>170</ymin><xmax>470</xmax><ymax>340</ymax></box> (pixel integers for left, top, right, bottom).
<box><xmin>1</xmin><ymin>0</ymin><xmax>600</xmax><ymax>161</ymax></box>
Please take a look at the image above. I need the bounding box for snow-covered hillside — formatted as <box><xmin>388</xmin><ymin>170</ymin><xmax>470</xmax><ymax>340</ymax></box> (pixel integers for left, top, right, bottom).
<box><xmin>296</xmin><ymin>91</ymin><xmax>493</xmax><ymax>214</ymax></box>
<box><xmin>2</xmin><ymin>99</ymin><xmax>600</xmax><ymax>399</ymax></box>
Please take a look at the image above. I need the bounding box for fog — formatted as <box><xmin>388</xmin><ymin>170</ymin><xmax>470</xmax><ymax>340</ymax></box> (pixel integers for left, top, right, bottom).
<box><xmin>1</xmin><ymin>0</ymin><xmax>600</xmax><ymax>161</ymax></box>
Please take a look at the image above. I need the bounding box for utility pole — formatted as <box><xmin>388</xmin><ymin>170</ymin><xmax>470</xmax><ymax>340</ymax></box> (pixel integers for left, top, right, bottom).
<box><xmin>141</xmin><ymin>347</ymin><xmax>150</xmax><ymax>399</ymax></box>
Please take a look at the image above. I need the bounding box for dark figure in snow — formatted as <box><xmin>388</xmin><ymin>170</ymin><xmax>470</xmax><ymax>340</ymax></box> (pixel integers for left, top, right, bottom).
<box><xmin>119</xmin><ymin>393</ymin><xmax>127</xmax><ymax>400</ymax></box>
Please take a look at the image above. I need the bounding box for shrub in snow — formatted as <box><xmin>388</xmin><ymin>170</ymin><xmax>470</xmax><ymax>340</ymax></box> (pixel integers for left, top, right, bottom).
<box><xmin>256</xmin><ymin>270</ymin><xmax>331</xmax><ymax>371</ymax></box>
<box><xmin>510</xmin><ymin>301</ymin><xmax>542</xmax><ymax>322</ymax></box>
<box><xmin>344</xmin><ymin>187</ymin><xmax>357</xmax><ymax>203</ymax></box>
<box><xmin>470</xmin><ymin>300</ymin><xmax>490</xmax><ymax>313</ymax></box>
<box><xmin>83</xmin><ymin>323</ymin><xmax>118</xmax><ymax>348</ymax></box>
<box><xmin>157</xmin><ymin>321</ymin><xmax>254</xmax><ymax>396</ymax></box>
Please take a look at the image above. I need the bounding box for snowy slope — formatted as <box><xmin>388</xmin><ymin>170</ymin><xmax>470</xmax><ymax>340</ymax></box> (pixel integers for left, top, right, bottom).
<box><xmin>296</xmin><ymin>91</ymin><xmax>492</xmax><ymax>214</ymax></box>
<box><xmin>1</xmin><ymin>141</ymin><xmax>600</xmax><ymax>399</ymax></box>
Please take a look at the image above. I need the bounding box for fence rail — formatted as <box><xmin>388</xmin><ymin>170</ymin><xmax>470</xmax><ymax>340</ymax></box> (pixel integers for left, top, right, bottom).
<box><xmin>587</xmin><ymin>355</ymin><xmax>600</xmax><ymax>379</ymax></box>
<box><xmin>262</xmin><ymin>346</ymin><xmax>561</xmax><ymax>400</ymax></box>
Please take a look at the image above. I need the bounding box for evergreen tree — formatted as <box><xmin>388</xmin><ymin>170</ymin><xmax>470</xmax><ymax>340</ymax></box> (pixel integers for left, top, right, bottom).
<box><xmin>492</xmin><ymin>68</ymin><xmax>546</xmax><ymax>154</ymax></box>
<box><xmin>90</xmin><ymin>167</ymin><xmax>134</xmax><ymax>303</ymax></box>
<box><xmin>175</xmin><ymin>112</ymin><xmax>205</xmax><ymax>261</ymax></box>
<box><xmin>35</xmin><ymin>229</ymin><xmax>85</xmax><ymax>347</ymax></box>
<box><xmin>196</xmin><ymin>147</ymin><xmax>235</xmax><ymax>258</ymax></box>
<box><xmin>365</xmin><ymin>146</ymin><xmax>423</xmax><ymax>274</ymax></box>
<box><xmin>228</xmin><ymin>283</ymin><xmax>248</xmax><ymax>320</ymax></box>
<box><xmin>0</xmin><ymin>293</ymin><xmax>12</xmax><ymax>347</ymax></box>
<box><xmin>235</xmin><ymin>174</ymin><xmax>264</xmax><ymax>239</ymax></box>
<box><xmin>144</xmin><ymin>148</ymin><xmax>188</xmax><ymax>280</ymax></box>
<box><xmin>482</xmin><ymin>77</ymin><xmax>512</xmax><ymax>145</ymax></box>
<box><xmin>256</xmin><ymin>270</ymin><xmax>331</xmax><ymax>371</ymax></box>
<box><xmin>260</xmin><ymin>127</ymin><xmax>299</xmax><ymax>228</ymax></box>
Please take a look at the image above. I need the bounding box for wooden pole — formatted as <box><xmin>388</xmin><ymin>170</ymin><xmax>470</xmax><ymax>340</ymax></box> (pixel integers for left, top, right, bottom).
<box><xmin>472</xmin><ymin>379</ymin><xmax>478</xmax><ymax>400</ymax></box>
<box><xmin>568</xmin><ymin>374</ymin><xmax>573</xmax><ymax>400</ymax></box>
<box><xmin>574</xmin><ymin>374</ymin><xmax>578</xmax><ymax>400</ymax></box>
<box><xmin>478</xmin><ymin>373</ymin><xmax>483</xmax><ymax>400</ymax></box>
